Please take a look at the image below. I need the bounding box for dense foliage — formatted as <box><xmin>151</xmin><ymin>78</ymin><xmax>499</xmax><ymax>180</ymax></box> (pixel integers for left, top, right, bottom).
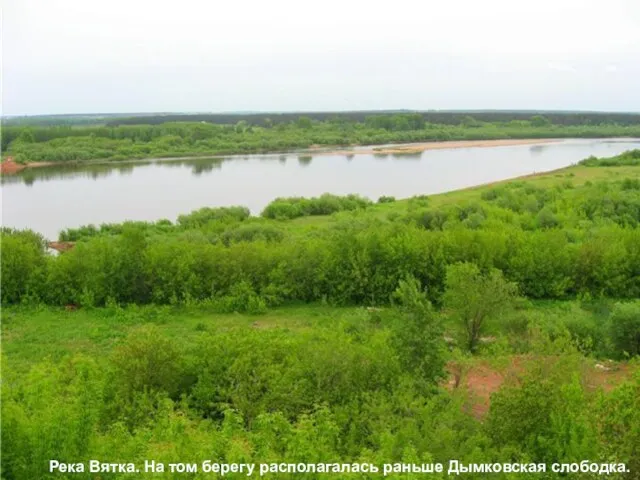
<box><xmin>6</xmin><ymin>110</ymin><xmax>640</xmax><ymax>128</ymax></box>
<box><xmin>262</xmin><ymin>194</ymin><xmax>372</xmax><ymax>219</ymax></box>
<box><xmin>4</xmin><ymin>154</ymin><xmax>640</xmax><ymax>311</ymax></box>
<box><xmin>2</xmin><ymin>302</ymin><xmax>639</xmax><ymax>479</ymax></box>
<box><xmin>580</xmin><ymin>149</ymin><xmax>640</xmax><ymax>167</ymax></box>
<box><xmin>4</xmin><ymin>115</ymin><xmax>640</xmax><ymax>164</ymax></box>
<box><xmin>2</xmin><ymin>149</ymin><xmax>640</xmax><ymax>479</ymax></box>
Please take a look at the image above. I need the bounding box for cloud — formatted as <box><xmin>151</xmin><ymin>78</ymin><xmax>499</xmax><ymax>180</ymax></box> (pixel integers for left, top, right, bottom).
<box><xmin>547</xmin><ymin>63</ymin><xmax>577</xmax><ymax>73</ymax></box>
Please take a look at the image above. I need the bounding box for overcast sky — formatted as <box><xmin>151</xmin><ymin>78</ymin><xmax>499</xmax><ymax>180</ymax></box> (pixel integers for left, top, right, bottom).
<box><xmin>3</xmin><ymin>0</ymin><xmax>640</xmax><ymax>115</ymax></box>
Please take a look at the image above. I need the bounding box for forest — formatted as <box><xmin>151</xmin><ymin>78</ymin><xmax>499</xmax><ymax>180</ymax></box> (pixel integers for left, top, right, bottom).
<box><xmin>3</xmin><ymin>113</ymin><xmax>640</xmax><ymax>164</ymax></box>
<box><xmin>2</xmin><ymin>149</ymin><xmax>640</xmax><ymax>479</ymax></box>
<box><xmin>5</xmin><ymin>110</ymin><xmax>640</xmax><ymax>127</ymax></box>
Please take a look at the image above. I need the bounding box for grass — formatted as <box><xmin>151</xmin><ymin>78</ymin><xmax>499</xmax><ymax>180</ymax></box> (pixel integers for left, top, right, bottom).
<box><xmin>3</xmin><ymin>299</ymin><xmax>636</xmax><ymax>373</ymax></box>
<box><xmin>1</xmin><ymin>304</ymin><xmax>362</xmax><ymax>371</ymax></box>
<box><xmin>4</xmin><ymin>161</ymin><xmax>639</xmax><ymax>374</ymax></box>
<box><xmin>283</xmin><ymin>164</ymin><xmax>640</xmax><ymax>230</ymax></box>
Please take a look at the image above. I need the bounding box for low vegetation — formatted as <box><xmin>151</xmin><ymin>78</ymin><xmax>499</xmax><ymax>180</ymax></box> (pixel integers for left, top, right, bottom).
<box><xmin>3</xmin><ymin>115</ymin><xmax>640</xmax><ymax>164</ymax></box>
<box><xmin>261</xmin><ymin>194</ymin><xmax>372</xmax><ymax>220</ymax></box>
<box><xmin>2</xmin><ymin>149</ymin><xmax>640</xmax><ymax>479</ymax></box>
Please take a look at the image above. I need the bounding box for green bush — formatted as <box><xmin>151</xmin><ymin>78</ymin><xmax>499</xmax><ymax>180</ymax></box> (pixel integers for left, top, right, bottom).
<box><xmin>215</xmin><ymin>281</ymin><xmax>268</xmax><ymax>314</ymax></box>
<box><xmin>221</xmin><ymin>223</ymin><xmax>285</xmax><ymax>246</ymax></box>
<box><xmin>110</xmin><ymin>325</ymin><xmax>184</xmax><ymax>399</ymax></box>
<box><xmin>261</xmin><ymin>194</ymin><xmax>372</xmax><ymax>219</ymax></box>
<box><xmin>609</xmin><ymin>302</ymin><xmax>640</xmax><ymax>358</ymax></box>
<box><xmin>0</xmin><ymin>229</ymin><xmax>47</xmax><ymax>304</ymax></box>
<box><xmin>177</xmin><ymin>206</ymin><xmax>250</xmax><ymax>228</ymax></box>
<box><xmin>580</xmin><ymin>149</ymin><xmax>640</xmax><ymax>167</ymax></box>
<box><xmin>487</xmin><ymin>361</ymin><xmax>597</xmax><ymax>463</ymax></box>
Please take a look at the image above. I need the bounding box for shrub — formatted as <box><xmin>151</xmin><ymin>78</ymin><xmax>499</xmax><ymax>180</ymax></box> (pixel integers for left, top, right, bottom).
<box><xmin>487</xmin><ymin>361</ymin><xmax>597</xmax><ymax>463</ymax></box>
<box><xmin>221</xmin><ymin>223</ymin><xmax>285</xmax><ymax>245</ymax></box>
<box><xmin>413</xmin><ymin>209</ymin><xmax>448</xmax><ymax>231</ymax></box>
<box><xmin>261</xmin><ymin>194</ymin><xmax>372</xmax><ymax>219</ymax></box>
<box><xmin>580</xmin><ymin>149</ymin><xmax>640</xmax><ymax>167</ymax></box>
<box><xmin>0</xmin><ymin>229</ymin><xmax>47</xmax><ymax>304</ymax></box>
<box><xmin>608</xmin><ymin>302</ymin><xmax>640</xmax><ymax>358</ymax></box>
<box><xmin>216</xmin><ymin>281</ymin><xmax>268</xmax><ymax>314</ymax></box>
<box><xmin>177</xmin><ymin>206</ymin><xmax>250</xmax><ymax>228</ymax></box>
<box><xmin>535</xmin><ymin>207</ymin><xmax>560</xmax><ymax>229</ymax></box>
<box><xmin>110</xmin><ymin>325</ymin><xmax>184</xmax><ymax>400</ymax></box>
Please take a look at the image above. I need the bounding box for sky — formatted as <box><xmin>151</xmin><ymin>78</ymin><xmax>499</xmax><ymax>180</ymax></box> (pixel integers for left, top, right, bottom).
<box><xmin>3</xmin><ymin>0</ymin><xmax>640</xmax><ymax>115</ymax></box>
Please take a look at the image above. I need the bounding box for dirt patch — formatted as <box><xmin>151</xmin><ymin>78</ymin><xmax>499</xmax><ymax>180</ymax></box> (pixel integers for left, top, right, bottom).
<box><xmin>1</xmin><ymin>158</ymin><xmax>56</xmax><ymax>175</ymax></box>
<box><xmin>446</xmin><ymin>357</ymin><xmax>633</xmax><ymax>419</ymax></box>
<box><xmin>48</xmin><ymin>241</ymin><xmax>76</xmax><ymax>253</ymax></box>
<box><xmin>446</xmin><ymin>362</ymin><xmax>506</xmax><ymax>418</ymax></box>
<box><xmin>0</xmin><ymin>158</ymin><xmax>26</xmax><ymax>174</ymax></box>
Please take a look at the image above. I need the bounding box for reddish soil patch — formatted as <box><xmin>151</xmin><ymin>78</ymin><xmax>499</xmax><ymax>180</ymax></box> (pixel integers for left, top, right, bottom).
<box><xmin>446</xmin><ymin>363</ymin><xmax>506</xmax><ymax>418</ymax></box>
<box><xmin>0</xmin><ymin>158</ymin><xmax>26</xmax><ymax>174</ymax></box>
<box><xmin>446</xmin><ymin>357</ymin><xmax>633</xmax><ymax>419</ymax></box>
<box><xmin>48</xmin><ymin>241</ymin><xmax>76</xmax><ymax>253</ymax></box>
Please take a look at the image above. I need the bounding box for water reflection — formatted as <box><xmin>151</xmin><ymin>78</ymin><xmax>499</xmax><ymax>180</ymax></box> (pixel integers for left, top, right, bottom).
<box><xmin>529</xmin><ymin>144</ymin><xmax>549</xmax><ymax>156</ymax></box>
<box><xmin>1</xmin><ymin>157</ymin><xmax>230</xmax><ymax>185</ymax></box>
<box><xmin>391</xmin><ymin>152</ymin><xmax>423</xmax><ymax>160</ymax></box>
<box><xmin>116</xmin><ymin>164</ymin><xmax>136</xmax><ymax>176</ymax></box>
<box><xmin>4</xmin><ymin>138</ymin><xmax>640</xmax><ymax>239</ymax></box>
<box><xmin>298</xmin><ymin>155</ymin><xmax>313</xmax><ymax>166</ymax></box>
<box><xmin>192</xmin><ymin>161</ymin><xmax>223</xmax><ymax>175</ymax></box>
<box><xmin>3</xmin><ymin>139</ymin><xmax>640</xmax><ymax>188</ymax></box>
<box><xmin>2</xmin><ymin>163</ymin><xmax>121</xmax><ymax>186</ymax></box>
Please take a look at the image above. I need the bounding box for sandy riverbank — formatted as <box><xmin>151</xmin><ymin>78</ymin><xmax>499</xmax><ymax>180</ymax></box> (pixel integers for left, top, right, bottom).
<box><xmin>325</xmin><ymin>138</ymin><xmax>561</xmax><ymax>156</ymax></box>
<box><xmin>0</xmin><ymin>139</ymin><xmax>562</xmax><ymax>174</ymax></box>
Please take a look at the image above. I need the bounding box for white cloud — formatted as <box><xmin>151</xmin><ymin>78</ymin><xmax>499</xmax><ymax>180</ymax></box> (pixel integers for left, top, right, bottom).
<box><xmin>3</xmin><ymin>0</ymin><xmax>640</xmax><ymax>114</ymax></box>
<box><xmin>547</xmin><ymin>63</ymin><xmax>577</xmax><ymax>73</ymax></box>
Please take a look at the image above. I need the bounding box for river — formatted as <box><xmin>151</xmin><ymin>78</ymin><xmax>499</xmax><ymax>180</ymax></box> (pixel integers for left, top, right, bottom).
<box><xmin>2</xmin><ymin>138</ymin><xmax>639</xmax><ymax>239</ymax></box>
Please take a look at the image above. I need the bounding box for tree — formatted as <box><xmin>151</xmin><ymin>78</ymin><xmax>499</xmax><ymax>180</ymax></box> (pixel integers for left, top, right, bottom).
<box><xmin>296</xmin><ymin>116</ymin><xmax>313</xmax><ymax>129</ymax></box>
<box><xmin>460</xmin><ymin>116</ymin><xmax>481</xmax><ymax>128</ymax></box>
<box><xmin>16</xmin><ymin>128</ymin><xmax>36</xmax><ymax>143</ymax></box>
<box><xmin>234</xmin><ymin>120</ymin><xmax>248</xmax><ymax>133</ymax></box>
<box><xmin>444</xmin><ymin>263</ymin><xmax>518</xmax><ymax>352</ymax></box>
<box><xmin>530</xmin><ymin>115</ymin><xmax>551</xmax><ymax>127</ymax></box>
<box><xmin>390</xmin><ymin>275</ymin><xmax>446</xmax><ymax>386</ymax></box>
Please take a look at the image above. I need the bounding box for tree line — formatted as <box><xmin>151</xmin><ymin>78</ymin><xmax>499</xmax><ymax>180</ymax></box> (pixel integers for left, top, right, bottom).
<box><xmin>4</xmin><ymin>116</ymin><xmax>640</xmax><ymax>163</ymax></box>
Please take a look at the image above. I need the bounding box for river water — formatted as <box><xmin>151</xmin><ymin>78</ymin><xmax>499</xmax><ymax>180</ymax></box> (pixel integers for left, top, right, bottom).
<box><xmin>2</xmin><ymin>138</ymin><xmax>639</xmax><ymax>239</ymax></box>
